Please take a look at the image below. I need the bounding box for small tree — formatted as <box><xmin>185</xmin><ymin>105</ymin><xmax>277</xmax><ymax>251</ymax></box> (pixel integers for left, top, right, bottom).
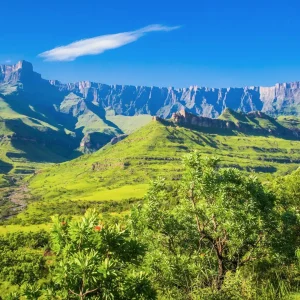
<box><xmin>181</xmin><ymin>154</ymin><xmax>276</xmax><ymax>288</ymax></box>
<box><xmin>131</xmin><ymin>153</ymin><xmax>276</xmax><ymax>298</ymax></box>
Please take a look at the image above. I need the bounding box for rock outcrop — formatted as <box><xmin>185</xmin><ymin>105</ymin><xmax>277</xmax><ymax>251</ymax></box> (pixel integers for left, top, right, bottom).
<box><xmin>0</xmin><ymin>60</ymin><xmax>42</xmax><ymax>86</ymax></box>
<box><xmin>172</xmin><ymin>109</ymin><xmax>236</xmax><ymax>130</ymax></box>
<box><xmin>110</xmin><ymin>134</ymin><xmax>128</xmax><ymax>145</ymax></box>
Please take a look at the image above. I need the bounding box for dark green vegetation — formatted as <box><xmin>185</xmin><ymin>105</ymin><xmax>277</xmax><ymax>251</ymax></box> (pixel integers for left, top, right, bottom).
<box><xmin>130</xmin><ymin>154</ymin><xmax>300</xmax><ymax>299</ymax></box>
<box><xmin>1</xmin><ymin>154</ymin><xmax>300</xmax><ymax>299</ymax></box>
<box><xmin>0</xmin><ymin>230</ymin><xmax>49</xmax><ymax>296</ymax></box>
<box><xmin>0</xmin><ymin>211</ymin><xmax>156</xmax><ymax>299</ymax></box>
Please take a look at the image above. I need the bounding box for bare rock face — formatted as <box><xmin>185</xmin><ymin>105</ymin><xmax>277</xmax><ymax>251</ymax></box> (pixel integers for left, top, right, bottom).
<box><xmin>50</xmin><ymin>82</ymin><xmax>264</xmax><ymax>118</ymax></box>
<box><xmin>50</xmin><ymin>79</ymin><xmax>300</xmax><ymax>118</ymax></box>
<box><xmin>171</xmin><ymin>109</ymin><xmax>237</xmax><ymax>130</ymax></box>
<box><xmin>0</xmin><ymin>60</ymin><xmax>41</xmax><ymax>86</ymax></box>
<box><xmin>260</xmin><ymin>82</ymin><xmax>300</xmax><ymax>114</ymax></box>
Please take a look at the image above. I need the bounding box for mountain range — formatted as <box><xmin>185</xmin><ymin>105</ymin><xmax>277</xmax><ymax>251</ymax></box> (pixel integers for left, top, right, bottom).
<box><xmin>1</xmin><ymin>60</ymin><xmax>300</xmax><ymax>177</ymax></box>
<box><xmin>2</xmin><ymin>61</ymin><xmax>300</xmax><ymax>119</ymax></box>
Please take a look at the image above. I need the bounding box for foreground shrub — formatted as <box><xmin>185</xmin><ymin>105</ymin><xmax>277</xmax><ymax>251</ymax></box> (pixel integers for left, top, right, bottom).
<box><xmin>130</xmin><ymin>153</ymin><xmax>299</xmax><ymax>299</ymax></box>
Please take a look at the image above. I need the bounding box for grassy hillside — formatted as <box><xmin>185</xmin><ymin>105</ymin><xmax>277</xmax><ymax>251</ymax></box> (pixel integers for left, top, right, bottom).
<box><xmin>6</xmin><ymin>117</ymin><xmax>300</xmax><ymax>224</ymax></box>
<box><xmin>0</xmin><ymin>82</ymin><xmax>155</xmax><ymax>221</ymax></box>
<box><xmin>277</xmin><ymin>115</ymin><xmax>300</xmax><ymax>130</ymax></box>
<box><xmin>106</xmin><ymin>112</ymin><xmax>152</xmax><ymax>134</ymax></box>
<box><xmin>218</xmin><ymin>108</ymin><xmax>290</xmax><ymax>134</ymax></box>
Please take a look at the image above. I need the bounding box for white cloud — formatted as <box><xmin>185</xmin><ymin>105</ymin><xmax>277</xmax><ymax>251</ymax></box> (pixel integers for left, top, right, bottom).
<box><xmin>39</xmin><ymin>24</ymin><xmax>181</xmax><ymax>62</ymax></box>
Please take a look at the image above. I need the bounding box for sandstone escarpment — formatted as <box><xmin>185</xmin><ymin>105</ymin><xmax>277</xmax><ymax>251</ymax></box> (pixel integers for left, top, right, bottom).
<box><xmin>171</xmin><ymin>109</ymin><xmax>236</xmax><ymax>130</ymax></box>
<box><xmin>49</xmin><ymin>79</ymin><xmax>300</xmax><ymax>118</ymax></box>
<box><xmin>0</xmin><ymin>60</ymin><xmax>41</xmax><ymax>86</ymax></box>
<box><xmin>2</xmin><ymin>60</ymin><xmax>300</xmax><ymax>118</ymax></box>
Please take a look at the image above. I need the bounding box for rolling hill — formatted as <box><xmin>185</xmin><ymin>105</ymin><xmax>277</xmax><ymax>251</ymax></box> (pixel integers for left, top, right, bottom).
<box><xmin>2</xmin><ymin>60</ymin><xmax>300</xmax><ymax>225</ymax></box>
<box><xmin>6</xmin><ymin>110</ymin><xmax>300</xmax><ymax>224</ymax></box>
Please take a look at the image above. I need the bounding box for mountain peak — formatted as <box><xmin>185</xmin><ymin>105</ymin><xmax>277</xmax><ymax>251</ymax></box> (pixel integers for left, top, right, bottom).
<box><xmin>0</xmin><ymin>60</ymin><xmax>33</xmax><ymax>72</ymax></box>
<box><xmin>13</xmin><ymin>60</ymin><xmax>33</xmax><ymax>72</ymax></box>
<box><xmin>0</xmin><ymin>60</ymin><xmax>40</xmax><ymax>85</ymax></box>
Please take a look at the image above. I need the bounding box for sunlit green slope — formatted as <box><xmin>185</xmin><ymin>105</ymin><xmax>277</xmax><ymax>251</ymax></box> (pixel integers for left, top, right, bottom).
<box><xmin>277</xmin><ymin>115</ymin><xmax>300</xmax><ymax>130</ymax></box>
<box><xmin>218</xmin><ymin>108</ymin><xmax>291</xmax><ymax>134</ymax></box>
<box><xmin>15</xmin><ymin>117</ymin><xmax>300</xmax><ymax>224</ymax></box>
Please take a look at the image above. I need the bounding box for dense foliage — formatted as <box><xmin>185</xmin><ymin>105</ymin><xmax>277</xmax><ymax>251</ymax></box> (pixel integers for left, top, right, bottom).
<box><xmin>0</xmin><ymin>153</ymin><xmax>300</xmax><ymax>299</ymax></box>
<box><xmin>47</xmin><ymin>211</ymin><xmax>155</xmax><ymax>299</ymax></box>
<box><xmin>129</xmin><ymin>153</ymin><xmax>300</xmax><ymax>299</ymax></box>
<box><xmin>0</xmin><ymin>231</ymin><xmax>49</xmax><ymax>296</ymax></box>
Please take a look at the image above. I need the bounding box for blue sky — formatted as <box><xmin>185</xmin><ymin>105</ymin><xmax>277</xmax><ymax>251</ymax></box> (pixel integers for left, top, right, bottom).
<box><xmin>1</xmin><ymin>0</ymin><xmax>300</xmax><ymax>87</ymax></box>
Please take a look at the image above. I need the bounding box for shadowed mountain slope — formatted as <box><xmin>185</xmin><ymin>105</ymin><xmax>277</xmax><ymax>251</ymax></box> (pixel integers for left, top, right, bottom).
<box><xmin>0</xmin><ymin>61</ymin><xmax>151</xmax><ymax>176</ymax></box>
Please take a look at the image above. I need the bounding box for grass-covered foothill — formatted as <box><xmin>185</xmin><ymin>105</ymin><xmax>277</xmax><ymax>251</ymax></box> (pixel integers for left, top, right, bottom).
<box><xmin>9</xmin><ymin>112</ymin><xmax>300</xmax><ymax>224</ymax></box>
<box><xmin>277</xmin><ymin>115</ymin><xmax>300</xmax><ymax>130</ymax></box>
<box><xmin>0</xmin><ymin>153</ymin><xmax>299</xmax><ymax>299</ymax></box>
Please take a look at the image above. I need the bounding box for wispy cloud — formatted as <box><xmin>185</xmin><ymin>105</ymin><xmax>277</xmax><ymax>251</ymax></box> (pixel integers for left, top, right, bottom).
<box><xmin>39</xmin><ymin>24</ymin><xmax>181</xmax><ymax>62</ymax></box>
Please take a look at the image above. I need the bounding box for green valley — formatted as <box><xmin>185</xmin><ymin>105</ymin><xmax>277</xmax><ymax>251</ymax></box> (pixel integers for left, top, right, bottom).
<box><xmin>3</xmin><ymin>109</ymin><xmax>299</xmax><ymax>225</ymax></box>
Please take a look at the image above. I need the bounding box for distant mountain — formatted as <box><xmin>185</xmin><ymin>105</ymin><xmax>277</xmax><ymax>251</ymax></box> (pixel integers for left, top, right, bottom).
<box><xmin>49</xmin><ymin>75</ymin><xmax>300</xmax><ymax>119</ymax></box>
<box><xmin>0</xmin><ymin>61</ymin><xmax>151</xmax><ymax>175</ymax></box>
<box><xmin>2</xmin><ymin>61</ymin><xmax>300</xmax><ymax>119</ymax></box>
<box><xmin>1</xmin><ymin>60</ymin><xmax>300</xmax><ymax>176</ymax></box>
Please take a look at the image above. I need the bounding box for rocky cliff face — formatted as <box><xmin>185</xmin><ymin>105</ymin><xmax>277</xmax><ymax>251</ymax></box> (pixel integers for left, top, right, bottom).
<box><xmin>2</xmin><ymin>60</ymin><xmax>300</xmax><ymax>118</ymax></box>
<box><xmin>50</xmin><ymin>79</ymin><xmax>300</xmax><ymax>118</ymax></box>
<box><xmin>50</xmin><ymin>81</ymin><xmax>263</xmax><ymax>118</ymax></box>
<box><xmin>0</xmin><ymin>60</ymin><xmax>42</xmax><ymax>86</ymax></box>
<box><xmin>0</xmin><ymin>61</ymin><xmax>67</xmax><ymax>107</ymax></box>
<box><xmin>171</xmin><ymin>109</ymin><xmax>237</xmax><ymax>130</ymax></box>
<box><xmin>260</xmin><ymin>82</ymin><xmax>300</xmax><ymax>114</ymax></box>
